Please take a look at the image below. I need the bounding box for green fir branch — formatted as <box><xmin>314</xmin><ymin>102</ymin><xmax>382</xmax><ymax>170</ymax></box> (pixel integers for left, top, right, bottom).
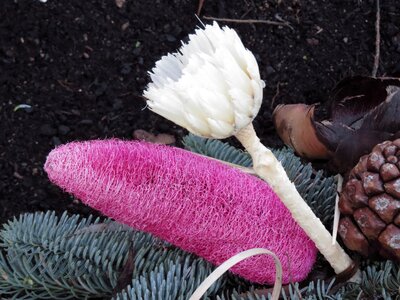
<box><xmin>353</xmin><ymin>260</ymin><xmax>400</xmax><ymax>299</ymax></box>
<box><xmin>0</xmin><ymin>211</ymin><xmax>134</xmax><ymax>299</ymax></box>
<box><xmin>1</xmin><ymin>212</ymin><xmax>400</xmax><ymax>299</ymax></box>
<box><xmin>114</xmin><ymin>255</ymin><xmax>223</xmax><ymax>300</ymax></box>
<box><xmin>0</xmin><ymin>211</ymin><xmax>225</xmax><ymax>300</ymax></box>
<box><xmin>183</xmin><ymin>133</ymin><xmax>253</xmax><ymax>167</ymax></box>
<box><xmin>216</xmin><ymin>278</ymin><xmax>343</xmax><ymax>300</ymax></box>
<box><xmin>220</xmin><ymin>260</ymin><xmax>400</xmax><ymax>300</ymax></box>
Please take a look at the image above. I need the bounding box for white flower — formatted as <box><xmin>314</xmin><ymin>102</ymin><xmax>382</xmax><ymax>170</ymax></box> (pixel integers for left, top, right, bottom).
<box><xmin>143</xmin><ymin>22</ymin><xmax>265</xmax><ymax>139</ymax></box>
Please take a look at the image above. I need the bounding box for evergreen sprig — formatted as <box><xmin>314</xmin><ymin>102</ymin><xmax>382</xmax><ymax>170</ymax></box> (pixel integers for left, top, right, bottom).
<box><xmin>220</xmin><ymin>260</ymin><xmax>400</xmax><ymax>300</ymax></box>
<box><xmin>114</xmin><ymin>255</ymin><xmax>223</xmax><ymax>300</ymax></box>
<box><xmin>354</xmin><ymin>260</ymin><xmax>400</xmax><ymax>299</ymax></box>
<box><xmin>1</xmin><ymin>212</ymin><xmax>399</xmax><ymax>299</ymax></box>
<box><xmin>183</xmin><ymin>134</ymin><xmax>337</xmax><ymax>228</ymax></box>
<box><xmin>0</xmin><ymin>211</ymin><xmax>134</xmax><ymax>299</ymax></box>
<box><xmin>0</xmin><ymin>211</ymin><xmax>224</xmax><ymax>300</ymax></box>
<box><xmin>182</xmin><ymin>134</ymin><xmax>253</xmax><ymax>167</ymax></box>
<box><xmin>218</xmin><ymin>278</ymin><xmax>342</xmax><ymax>300</ymax></box>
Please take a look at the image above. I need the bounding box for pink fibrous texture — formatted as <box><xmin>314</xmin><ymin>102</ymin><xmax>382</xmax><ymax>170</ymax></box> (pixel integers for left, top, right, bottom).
<box><xmin>45</xmin><ymin>140</ymin><xmax>317</xmax><ymax>284</ymax></box>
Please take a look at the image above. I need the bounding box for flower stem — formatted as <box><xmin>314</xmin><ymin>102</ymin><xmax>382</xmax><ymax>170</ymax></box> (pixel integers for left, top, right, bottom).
<box><xmin>235</xmin><ymin>123</ymin><xmax>355</xmax><ymax>277</ymax></box>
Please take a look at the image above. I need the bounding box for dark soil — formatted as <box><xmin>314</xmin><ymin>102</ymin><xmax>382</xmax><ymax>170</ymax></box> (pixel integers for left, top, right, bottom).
<box><xmin>1</xmin><ymin>0</ymin><xmax>400</xmax><ymax>225</ymax></box>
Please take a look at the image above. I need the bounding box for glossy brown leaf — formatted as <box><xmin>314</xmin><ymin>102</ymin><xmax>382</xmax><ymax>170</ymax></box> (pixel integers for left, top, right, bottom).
<box><xmin>273</xmin><ymin>104</ymin><xmax>331</xmax><ymax>159</ymax></box>
<box><xmin>273</xmin><ymin>76</ymin><xmax>400</xmax><ymax>173</ymax></box>
<box><xmin>323</xmin><ymin>76</ymin><xmax>400</xmax><ymax>126</ymax></box>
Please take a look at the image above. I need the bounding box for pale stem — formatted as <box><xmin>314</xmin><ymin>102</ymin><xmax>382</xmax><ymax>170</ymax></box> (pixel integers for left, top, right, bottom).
<box><xmin>332</xmin><ymin>174</ymin><xmax>343</xmax><ymax>245</ymax></box>
<box><xmin>235</xmin><ymin>123</ymin><xmax>355</xmax><ymax>276</ymax></box>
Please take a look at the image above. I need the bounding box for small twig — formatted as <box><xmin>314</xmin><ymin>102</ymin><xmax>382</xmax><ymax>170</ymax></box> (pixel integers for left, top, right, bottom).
<box><xmin>118</xmin><ymin>91</ymin><xmax>133</xmax><ymax>97</ymax></box>
<box><xmin>133</xmin><ymin>94</ymin><xmax>148</xmax><ymax>101</ymax></box>
<box><xmin>240</xmin><ymin>7</ymin><xmax>253</xmax><ymax>19</ymax></box>
<box><xmin>57</xmin><ymin>80</ymin><xmax>75</xmax><ymax>92</ymax></box>
<box><xmin>197</xmin><ymin>0</ymin><xmax>205</xmax><ymax>16</ymax></box>
<box><xmin>372</xmin><ymin>0</ymin><xmax>380</xmax><ymax>77</ymax></box>
<box><xmin>270</xmin><ymin>82</ymin><xmax>284</xmax><ymax>109</ymax></box>
<box><xmin>203</xmin><ymin>16</ymin><xmax>292</xmax><ymax>29</ymax></box>
<box><xmin>112</xmin><ymin>241</ymin><xmax>136</xmax><ymax>296</ymax></box>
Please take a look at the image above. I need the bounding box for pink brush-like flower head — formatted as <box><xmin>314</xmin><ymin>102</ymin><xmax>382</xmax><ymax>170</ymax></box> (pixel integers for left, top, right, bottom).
<box><xmin>45</xmin><ymin>140</ymin><xmax>317</xmax><ymax>284</ymax></box>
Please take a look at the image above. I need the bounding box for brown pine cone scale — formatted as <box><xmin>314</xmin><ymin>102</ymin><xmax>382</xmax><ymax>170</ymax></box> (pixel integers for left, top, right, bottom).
<box><xmin>395</xmin><ymin>214</ymin><xmax>400</xmax><ymax>226</ymax></box>
<box><xmin>380</xmin><ymin>163</ymin><xmax>400</xmax><ymax>182</ymax></box>
<box><xmin>385</xmin><ymin>179</ymin><xmax>400</xmax><ymax>198</ymax></box>
<box><xmin>369</xmin><ymin>194</ymin><xmax>400</xmax><ymax>223</ymax></box>
<box><xmin>339</xmin><ymin>138</ymin><xmax>400</xmax><ymax>260</ymax></box>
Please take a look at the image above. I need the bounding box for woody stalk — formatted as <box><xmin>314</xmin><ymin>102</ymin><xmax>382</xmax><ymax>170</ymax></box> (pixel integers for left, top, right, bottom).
<box><xmin>143</xmin><ymin>22</ymin><xmax>356</xmax><ymax>278</ymax></box>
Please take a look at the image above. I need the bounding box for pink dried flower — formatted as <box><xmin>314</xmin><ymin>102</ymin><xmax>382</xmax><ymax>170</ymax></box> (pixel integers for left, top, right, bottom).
<box><xmin>45</xmin><ymin>140</ymin><xmax>317</xmax><ymax>284</ymax></box>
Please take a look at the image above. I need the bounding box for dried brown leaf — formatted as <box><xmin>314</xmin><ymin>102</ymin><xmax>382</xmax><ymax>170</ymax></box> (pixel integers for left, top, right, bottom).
<box><xmin>273</xmin><ymin>104</ymin><xmax>331</xmax><ymax>159</ymax></box>
<box><xmin>133</xmin><ymin>129</ymin><xmax>175</xmax><ymax>145</ymax></box>
<box><xmin>273</xmin><ymin>76</ymin><xmax>400</xmax><ymax>173</ymax></box>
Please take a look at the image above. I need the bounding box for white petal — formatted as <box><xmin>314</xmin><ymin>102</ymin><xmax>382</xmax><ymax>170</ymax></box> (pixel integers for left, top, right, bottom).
<box><xmin>184</xmin><ymin>112</ymin><xmax>211</xmax><ymax>137</ymax></box>
<box><xmin>178</xmin><ymin>27</ymin><xmax>216</xmax><ymax>65</ymax></box>
<box><xmin>144</xmin><ymin>86</ymin><xmax>188</xmax><ymax>127</ymax></box>
<box><xmin>197</xmin><ymin>89</ymin><xmax>234</xmax><ymax>122</ymax></box>
<box><xmin>181</xmin><ymin>53</ymin><xmax>208</xmax><ymax>77</ymax></box>
<box><xmin>186</xmin><ymin>54</ymin><xmax>229</xmax><ymax>94</ymax></box>
<box><xmin>216</xmin><ymin>48</ymin><xmax>252</xmax><ymax>95</ymax></box>
<box><xmin>229</xmin><ymin>88</ymin><xmax>253</xmax><ymax>114</ymax></box>
<box><xmin>206</xmin><ymin>118</ymin><xmax>234</xmax><ymax>138</ymax></box>
<box><xmin>180</xmin><ymin>89</ymin><xmax>209</xmax><ymax>122</ymax></box>
<box><xmin>251</xmin><ymin>79</ymin><xmax>264</xmax><ymax>116</ymax></box>
<box><xmin>220</xmin><ymin>28</ymin><xmax>248</xmax><ymax>67</ymax></box>
<box><xmin>242</xmin><ymin>48</ymin><xmax>261</xmax><ymax>81</ymax></box>
<box><xmin>151</xmin><ymin>53</ymin><xmax>183</xmax><ymax>85</ymax></box>
<box><xmin>233</xmin><ymin>111</ymin><xmax>252</xmax><ymax>131</ymax></box>
<box><xmin>179</xmin><ymin>61</ymin><xmax>234</xmax><ymax>122</ymax></box>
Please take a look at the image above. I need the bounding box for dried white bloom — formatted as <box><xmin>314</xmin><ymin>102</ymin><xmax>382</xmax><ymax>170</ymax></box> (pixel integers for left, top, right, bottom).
<box><xmin>143</xmin><ymin>22</ymin><xmax>265</xmax><ymax>139</ymax></box>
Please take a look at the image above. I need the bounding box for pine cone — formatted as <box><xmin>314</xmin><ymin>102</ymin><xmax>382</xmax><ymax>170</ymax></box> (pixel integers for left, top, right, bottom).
<box><xmin>338</xmin><ymin>139</ymin><xmax>400</xmax><ymax>260</ymax></box>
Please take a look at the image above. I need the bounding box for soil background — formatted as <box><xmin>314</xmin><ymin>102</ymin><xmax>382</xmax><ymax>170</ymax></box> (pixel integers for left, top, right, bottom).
<box><xmin>1</xmin><ymin>0</ymin><xmax>400</xmax><ymax>225</ymax></box>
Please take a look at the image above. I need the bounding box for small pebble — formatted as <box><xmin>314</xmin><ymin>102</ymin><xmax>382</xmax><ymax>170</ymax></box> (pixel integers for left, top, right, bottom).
<box><xmin>40</xmin><ymin>124</ymin><xmax>56</xmax><ymax>136</ymax></box>
<box><xmin>79</xmin><ymin>119</ymin><xmax>93</xmax><ymax>125</ymax></box>
<box><xmin>306</xmin><ymin>38</ymin><xmax>319</xmax><ymax>46</ymax></box>
<box><xmin>392</xmin><ymin>33</ymin><xmax>400</xmax><ymax>52</ymax></box>
<box><xmin>266</xmin><ymin>66</ymin><xmax>276</xmax><ymax>75</ymax></box>
<box><xmin>113</xmin><ymin>99</ymin><xmax>123</xmax><ymax>110</ymax></box>
<box><xmin>58</xmin><ymin>125</ymin><xmax>70</xmax><ymax>135</ymax></box>
<box><xmin>52</xmin><ymin>136</ymin><xmax>62</xmax><ymax>146</ymax></box>
<box><xmin>121</xmin><ymin>22</ymin><xmax>130</xmax><ymax>31</ymax></box>
<box><xmin>165</xmin><ymin>34</ymin><xmax>176</xmax><ymax>42</ymax></box>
